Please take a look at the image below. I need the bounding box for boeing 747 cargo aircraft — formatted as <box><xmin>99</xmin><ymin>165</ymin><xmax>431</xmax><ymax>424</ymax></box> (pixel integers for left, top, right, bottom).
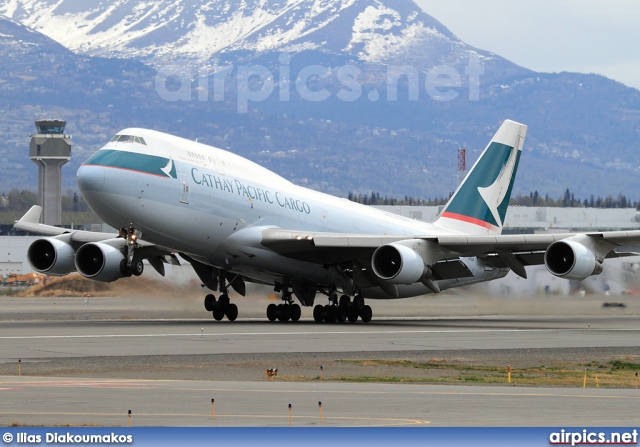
<box><xmin>15</xmin><ymin>120</ymin><xmax>640</xmax><ymax>323</ymax></box>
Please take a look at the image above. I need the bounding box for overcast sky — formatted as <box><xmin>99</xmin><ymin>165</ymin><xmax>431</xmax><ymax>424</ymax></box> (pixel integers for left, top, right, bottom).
<box><xmin>414</xmin><ymin>0</ymin><xmax>640</xmax><ymax>90</ymax></box>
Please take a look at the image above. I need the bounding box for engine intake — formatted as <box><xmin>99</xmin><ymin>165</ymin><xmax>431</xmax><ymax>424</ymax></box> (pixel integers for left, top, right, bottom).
<box><xmin>75</xmin><ymin>241</ymin><xmax>126</xmax><ymax>282</ymax></box>
<box><xmin>27</xmin><ymin>237</ymin><xmax>76</xmax><ymax>276</ymax></box>
<box><xmin>544</xmin><ymin>239</ymin><xmax>603</xmax><ymax>281</ymax></box>
<box><xmin>371</xmin><ymin>243</ymin><xmax>426</xmax><ymax>284</ymax></box>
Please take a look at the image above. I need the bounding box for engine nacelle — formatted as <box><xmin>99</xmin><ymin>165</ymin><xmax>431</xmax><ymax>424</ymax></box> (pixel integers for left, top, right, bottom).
<box><xmin>75</xmin><ymin>241</ymin><xmax>126</xmax><ymax>283</ymax></box>
<box><xmin>371</xmin><ymin>243</ymin><xmax>426</xmax><ymax>284</ymax></box>
<box><xmin>544</xmin><ymin>239</ymin><xmax>603</xmax><ymax>281</ymax></box>
<box><xmin>27</xmin><ymin>237</ymin><xmax>76</xmax><ymax>276</ymax></box>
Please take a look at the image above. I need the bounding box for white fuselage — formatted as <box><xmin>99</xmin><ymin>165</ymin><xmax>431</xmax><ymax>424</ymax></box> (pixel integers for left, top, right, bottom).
<box><xmin>77</xmin><ymin>128</ymin><xmax>506</xmax><ymax>299</ymax></box>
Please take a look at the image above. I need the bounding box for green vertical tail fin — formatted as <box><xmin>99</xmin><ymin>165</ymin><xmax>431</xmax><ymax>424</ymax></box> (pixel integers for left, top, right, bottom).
<box><xmin>435</xmin><ymin>119</ymin><xmax>527</xmax><ymax>235</ymax></box>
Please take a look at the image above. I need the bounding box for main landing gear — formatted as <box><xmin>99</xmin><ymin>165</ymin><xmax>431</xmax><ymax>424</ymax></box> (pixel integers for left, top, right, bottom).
<box><xmin>266</xmin><ymin>288</ymin><xmax>301</xmax><ymax>322</ymax></box>
<box><xmin>203</xmin><ymin>275</ymin><xmax>238</xmax><ymax>321</ymax></box>
<box><xmin>313</xmin><ymin>292</ymin><xmax>372</xmax><ymax>324</ymax></box>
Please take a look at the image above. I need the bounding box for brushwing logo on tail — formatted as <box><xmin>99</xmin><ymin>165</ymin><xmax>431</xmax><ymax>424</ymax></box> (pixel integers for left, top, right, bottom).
<box><xmin>442</xmin><ymin>142</ymin><xmax>521</xmax><ymax>229</ymax></box>
<box><xmin>477</xmin><ymin>136</ymin><xmax>520</xmax><ymax>228</ymax></box>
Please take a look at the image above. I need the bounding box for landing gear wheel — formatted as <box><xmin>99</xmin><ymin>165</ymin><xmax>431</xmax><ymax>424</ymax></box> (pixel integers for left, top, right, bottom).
<box><xmin>336</xmin><ymin>307</ymin><xmax>347</xmax><ymax>323</ymax></box>
<box><xmin>360</xmin><ymin>305</ymin><xmax>372</xmax><ymax>323</ymax></box>
<box><xmin>132</xmin><ymin>260</ymin><xmax>144</xmax><ymax>276</ymax></box>
<box><xmin>277</xmin><ymin>304</ymin><xmax>291</xmax><ymax>321</ymax></box>
<box><xmin>313</xmin><ymin>304</ymin><xmax>324</xmax><ymax>323</ymax></box>
<box><xmin>267</xmin><ymin>303</ymin><xmax>278</xmax><ymax>321</ymax></box>
<box><xmin>217</xmin><ymin>294</ymin><xmax>230</xmax><ymax>311</ymax></box>
<box><xmin>204</xmin><ymin>294</ymin><xmax>216</xmax><ymax>312</ymax></box>
<box><xmin>324</xmin><ymin>305</ymin><xmax>336</xmax><ymax>323</ymax></box>
<box><xmin>226</xmin><ymin>303</ymin><xmax>238</xmax><ymax>321</ymax></box>
<box><xmin>290</xmin><ymin>304</ymin><xmax>301</xmax><ymax>322</ymax></box>
<box><xmin>212</xmin><ymin>306</ymin><xmax>225</xmax><ymax>321</ymax></box>
<box><xmin>119</xmin><ymin>259</ymin><xmax>132</xmax><ymax>277</ymax></box>
<box><xmin>339</xmin><ymin>294</ymin><xmax>350</xmax><ymax>309</ymax></box>
<box><xmin>347</xmin><ymin>308</ymin><xmax>359</xmax><ymax>323</ymax></box>
<box><xmin>353</xmin><ymin>295</ymin><xmax>365</xmax><ymax>312</ymax></box>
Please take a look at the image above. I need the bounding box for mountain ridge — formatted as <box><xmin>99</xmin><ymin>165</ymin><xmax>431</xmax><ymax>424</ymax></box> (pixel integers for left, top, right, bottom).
<box><xmin>0</xmin><ymin>0</ymin><xmax>516</xmax><ymax>73</ymax></box>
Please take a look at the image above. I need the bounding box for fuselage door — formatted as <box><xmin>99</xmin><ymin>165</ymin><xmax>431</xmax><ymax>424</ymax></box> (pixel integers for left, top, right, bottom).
<box><xmin>179</xmin><ymin>173</ymin><xmax>190</xmax><ymax>204</ymax></box>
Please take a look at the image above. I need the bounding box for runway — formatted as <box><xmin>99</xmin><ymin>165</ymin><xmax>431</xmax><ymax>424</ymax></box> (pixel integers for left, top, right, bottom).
<box><xmin>0</xmin><ymin>294</ymin><xmax>638</xmax><ymax>426</ymax></box>
<box><xmin>1</xmin><ymin>377</ymin><xmax>639</xmax><ymax>426</ymax></box>
<box><xmin>0</xmin><ymin>316</ymin><xmax>639</xmax><ymax>359</ymax></box>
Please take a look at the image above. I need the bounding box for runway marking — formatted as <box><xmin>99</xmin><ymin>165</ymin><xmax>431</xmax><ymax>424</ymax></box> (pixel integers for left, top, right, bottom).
<box><xmin>1</xmin><ymin>328</ymin><xmax>632</xmax><ymax>340</ymax></box>
<box><xmin>0</xmin><ymin>380</ymin><xmax>157</xmax><ymax>389</ymax></box>
<box><xmin>0</xmin><ymin>411</ymin><xmax>429</xmax><ymax>426</ymax></box>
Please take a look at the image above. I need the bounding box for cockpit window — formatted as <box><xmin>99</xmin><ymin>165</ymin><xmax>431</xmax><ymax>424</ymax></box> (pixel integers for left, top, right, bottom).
<box><xmin>110</xmin><ymin>135</ymin><xmax>147</xmax><ymax>145</ymax></box>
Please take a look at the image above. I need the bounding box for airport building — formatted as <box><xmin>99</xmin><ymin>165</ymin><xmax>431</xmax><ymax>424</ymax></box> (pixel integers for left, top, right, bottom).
<box><xmin>375</xmin><ymin>206</ymin><xmax>640</xmax><ymax>232</ymax></box>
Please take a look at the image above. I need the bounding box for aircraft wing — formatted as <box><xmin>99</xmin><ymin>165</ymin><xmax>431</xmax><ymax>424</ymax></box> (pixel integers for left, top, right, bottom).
<box><xmin>14</xmin><ymin>205</ymin><xmax>118</xmax><ymax>242</ymax></box>
<box><xmin>260</xmin><ymin>228</ymin><xmax>640</xmax><ymax>279</ymax></box>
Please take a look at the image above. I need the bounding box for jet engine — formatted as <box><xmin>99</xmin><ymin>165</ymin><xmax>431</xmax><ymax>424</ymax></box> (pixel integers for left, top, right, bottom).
<box><xmin>544</xmin><ymin>239</ymin><xmax>603</xmax><ymax>281</ymax></box>
<box><xmin>371</xmin><ymin>243</ymin><xmax>427</xmax><ymax>284</ymax></box>
<box><xmin>74</xmin><ymin>240</ymin><xmax>126</xmax><ymax>283</ymax></box>
<box><xmin>27</xmin><ymin>237</ymin><xmax>76</xmax><ymax>276</ymax></box>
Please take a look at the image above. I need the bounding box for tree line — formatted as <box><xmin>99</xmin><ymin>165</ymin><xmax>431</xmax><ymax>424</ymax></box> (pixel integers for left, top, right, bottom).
<box><xmin>349</xmin><ymin>189</ymin><xmax>640</xmax><ymax>209</ymax></box>
<box><xmin>0</xmin><ymin>189</ymin><xmax>91</xmax><ymax>212</ymax></box>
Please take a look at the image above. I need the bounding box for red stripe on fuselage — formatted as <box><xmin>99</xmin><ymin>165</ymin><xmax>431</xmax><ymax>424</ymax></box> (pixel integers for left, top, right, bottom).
<box><xmin>441</xmin><ymin>211</ymin><xmax>496</xmax><ymax>229</ymax></box>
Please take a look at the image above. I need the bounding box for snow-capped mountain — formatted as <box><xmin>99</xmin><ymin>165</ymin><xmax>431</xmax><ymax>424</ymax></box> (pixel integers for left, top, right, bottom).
<box><xmin>0</xmin><ymin>14</ymin><xmax>74</xmax><ymax>60</ymax></box>
<box><xmin>0</xmin><ymin>0</ymin><xmax>506</xmax><ymax>72</ymax></box>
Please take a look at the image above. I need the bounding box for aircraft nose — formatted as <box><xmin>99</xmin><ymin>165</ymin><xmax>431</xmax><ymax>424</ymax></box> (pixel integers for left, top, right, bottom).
<box><xmin>77</xmin><ymin>165</ymin><xmax>105</xmax><ymax>193</ymax></box>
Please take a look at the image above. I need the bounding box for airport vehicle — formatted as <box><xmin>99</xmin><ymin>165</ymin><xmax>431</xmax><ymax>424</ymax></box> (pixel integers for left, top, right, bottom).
<box><xmin>0</xmin><ymin>273</ymin><xmax>43</xmax><ymax>287</ymax></box>
<box><xmin>15</xmin><ymin>120</ymin><xmax>640</xmax><ymax>322</ymax></box>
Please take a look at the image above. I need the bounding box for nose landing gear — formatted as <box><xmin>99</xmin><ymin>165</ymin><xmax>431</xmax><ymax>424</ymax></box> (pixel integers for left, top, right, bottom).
<box><xmin>119</xmin><ymin>227</ymin><xmax>144</xmax><ymax>277</ymax></box>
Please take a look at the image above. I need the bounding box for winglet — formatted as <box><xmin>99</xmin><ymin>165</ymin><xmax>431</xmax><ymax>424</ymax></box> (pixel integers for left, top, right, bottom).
<box><xmin>435</xmin><ymin>120</ymin><xmax>527</xmax><ymax>236</ymax></box>
<box><xmin>16</xmin><ymin>205</ymin><xmax>42</xmax><ymax>224</ymax></box>
<box><xmin>13</xmin><ymin>205</ymin><xmax>67</xmax><ymax>236</ymax></box>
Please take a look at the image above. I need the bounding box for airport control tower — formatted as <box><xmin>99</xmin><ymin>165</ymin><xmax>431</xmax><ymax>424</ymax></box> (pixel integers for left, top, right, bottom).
<box><xmin>29</xmin><ymin>120</ymin><xmax>72</xmax><ymax>225</ymax></box>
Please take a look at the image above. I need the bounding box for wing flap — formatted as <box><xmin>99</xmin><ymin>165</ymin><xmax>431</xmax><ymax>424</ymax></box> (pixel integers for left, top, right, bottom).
<box><xmin>431</xmin><ymin>260</ymin><xmax>474</xmax><ymax>280</ymax></box>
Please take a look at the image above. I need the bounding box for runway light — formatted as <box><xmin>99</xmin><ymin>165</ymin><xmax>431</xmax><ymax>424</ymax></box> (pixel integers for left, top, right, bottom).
<box><xmin>211</xmin><ymin>398</ymin><xmax>215</xmax><ymax>420</ymax></box>
<box><xmin>319</xmin><ymin>401</ymin><xmax>323</xmax><ymax>424</ymax></box>
<box><xmin>18</xmin><ymin>359</ymin><xmax>21</xmax><ymax>377</ymax></box>
<box><xmin>288</xmin><ymin>404</ymin><xmax>292</xmax><ymax>426</ymax></box>
<box><xmin>128</xmin><ymin>410</ymin><xmax>131</xmax><ymax>427</ymax></box>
